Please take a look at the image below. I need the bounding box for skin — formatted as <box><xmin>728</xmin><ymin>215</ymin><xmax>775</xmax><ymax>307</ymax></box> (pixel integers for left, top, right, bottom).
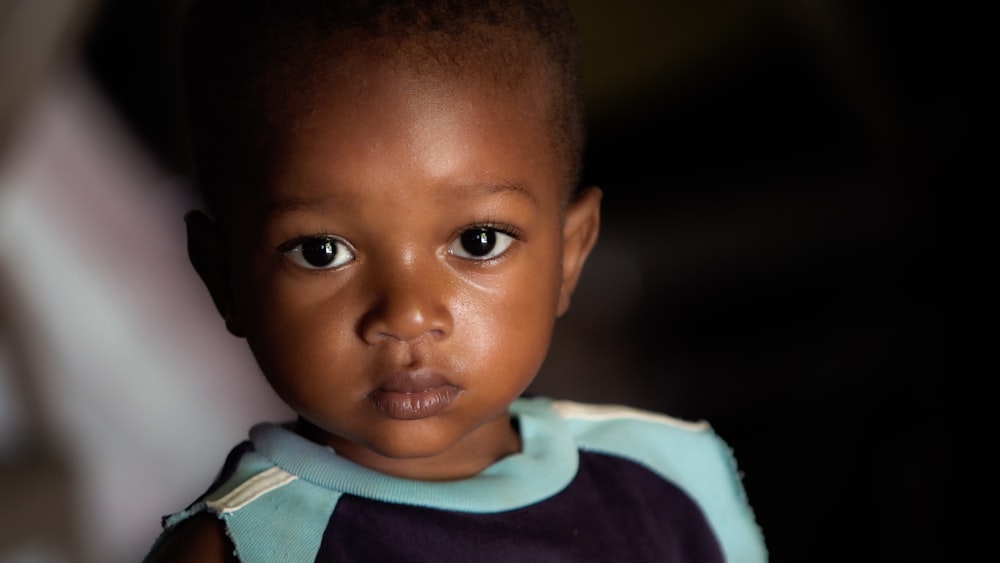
<box><xmin>149</xmin><ymin>47</ymin><xmax>600</xmax><ymax>563</ymax></box>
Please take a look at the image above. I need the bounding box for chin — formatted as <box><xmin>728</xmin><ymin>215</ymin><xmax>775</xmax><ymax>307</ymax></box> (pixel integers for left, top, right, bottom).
<box><xmin>364</xmin><ymin>432</ymin><xmax>458</xmax><ymax>461</ymax></box>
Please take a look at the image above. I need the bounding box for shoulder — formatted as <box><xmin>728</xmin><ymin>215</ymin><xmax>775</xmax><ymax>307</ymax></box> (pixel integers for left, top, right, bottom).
<box><xmin>526</xmin><ymin>398</ymin><xmax>735</xmax><ymax>492</ymax></box>
<box><xmin>544</xmin><ymin>399</ymin><xmax>730</xmax><ymax>499</ymax></box>
<box><xmin>547</xmin><ymin>399</ymin><xmax>711</xmax><ymax>433</ymax></box>
<box><xmin>143</xmin><ymin>513</ymin><xmax>238</xmax><ymax>563</ymax></box>
<box><xmin>532</xmin><ymin>398</ymin><xmax>769</xmax><ymax>563</ymax></box>
<box><xmin>545</xmin><ymin>399</ymin><xmax>716</xmax><ymax>459</ymax></box>
<box><xmin>143</xmin><ymin>438</ymin><xmax>271</xmax><ymax>563</ymax></box>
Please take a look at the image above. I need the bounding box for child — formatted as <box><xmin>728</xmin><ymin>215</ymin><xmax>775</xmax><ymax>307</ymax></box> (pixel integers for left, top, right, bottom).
<box><xmin>145</xmin><ymin>1</ymin><xmax>767</xmax><ymax>561</ymax></box>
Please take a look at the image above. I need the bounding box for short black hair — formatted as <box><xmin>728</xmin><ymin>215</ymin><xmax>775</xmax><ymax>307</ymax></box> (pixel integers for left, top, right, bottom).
<box><xmin>181</xmin><ymin>0</ymin><xmax>585</xmax><ymax>218</ymax></box>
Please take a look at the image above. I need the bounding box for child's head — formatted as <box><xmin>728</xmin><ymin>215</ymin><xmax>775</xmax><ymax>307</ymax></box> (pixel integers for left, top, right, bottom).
<box><xmin>183</xmin><ymin>0</ymin><xmax>587</xmax><ymax>217</ymax></box>
<box><xmin>182</xmin><ymin>0</ymin><xmax>601</xmax><ymax>480</ymax></box>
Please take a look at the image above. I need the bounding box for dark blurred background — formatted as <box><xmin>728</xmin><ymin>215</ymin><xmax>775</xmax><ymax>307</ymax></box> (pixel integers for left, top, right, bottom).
<box><xmin>1</xmin><ymin>1</ymin><xmax>992</xmax><ymax>561</ymax></box>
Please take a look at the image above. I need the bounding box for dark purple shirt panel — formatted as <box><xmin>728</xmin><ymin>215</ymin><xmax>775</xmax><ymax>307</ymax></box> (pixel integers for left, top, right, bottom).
<box><xmin>316</xmin><ymin>451</ymin><xmax>724</xmax><ymax>562</ymax></box>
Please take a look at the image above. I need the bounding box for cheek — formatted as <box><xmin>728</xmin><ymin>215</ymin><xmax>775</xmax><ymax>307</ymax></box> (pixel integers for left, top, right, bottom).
<box><xmin>455</xmin><ymin>259</ymin><xmax>561</xmax><ymax>374</ymax></box>
<box><xmin>237</xmin><ymin>273</ymin><xmax>353</xmax><ymax>378</ymax></box>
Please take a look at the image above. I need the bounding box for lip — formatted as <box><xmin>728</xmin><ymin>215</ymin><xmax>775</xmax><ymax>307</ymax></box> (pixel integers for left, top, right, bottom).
<box><xmin>367</xmin><ymin>369</ymin><xmax>460</xmax><ymax>421</ymax></box>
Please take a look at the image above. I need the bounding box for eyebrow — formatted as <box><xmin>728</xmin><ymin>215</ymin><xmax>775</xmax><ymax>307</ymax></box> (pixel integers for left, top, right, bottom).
<box><xmin>441</xmin><ymin>181</ymin><xmax>537</xmax><ymax>204</ymax></box>
<box><xmin>261</xmin><ymin>181</ymin><xmax>537</xmax><ymax>218</ymax></box>
<box><xmin>261</xmin><ymin>196</ymin><xmax>329</xmax><ymax>219</ymax></box>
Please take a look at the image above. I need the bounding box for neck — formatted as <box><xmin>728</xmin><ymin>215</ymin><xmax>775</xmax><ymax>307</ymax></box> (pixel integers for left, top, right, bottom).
<box><xmin>296</xmin><ymin>413</ymin><xmax>522</xmax><ymax>481</ymax></box>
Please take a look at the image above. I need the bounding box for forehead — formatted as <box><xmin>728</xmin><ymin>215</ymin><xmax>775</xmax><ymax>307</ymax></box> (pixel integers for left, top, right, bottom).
<box><xmin>233</xmin><ymin>49</ymin><xmax>566</xmax><ymax>220</ymax></box>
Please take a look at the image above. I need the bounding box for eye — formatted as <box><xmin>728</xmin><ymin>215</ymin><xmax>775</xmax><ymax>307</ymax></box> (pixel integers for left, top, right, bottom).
<box><xmin>449</xmin><ymin>227</ymin><xmax>516</xmax><ymax>260</ymax></box>
<box><xmin>284</xmin><ymin>236</ymin><xmax>355</xmax><ymax>270</ymax></box>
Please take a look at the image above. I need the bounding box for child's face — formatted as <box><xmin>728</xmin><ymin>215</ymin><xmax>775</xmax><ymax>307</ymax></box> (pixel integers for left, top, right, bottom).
<box><xmin>191</xmin><ymin>53</ymin><xmax>600</xmax><ymax>480</ymax></box>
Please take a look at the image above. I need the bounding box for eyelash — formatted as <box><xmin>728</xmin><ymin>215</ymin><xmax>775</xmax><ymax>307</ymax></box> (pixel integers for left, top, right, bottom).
<box><xmin>277</xmin><ymin>235</ymin><xmax>332</xmax><ymax>255</ymax></box>
<box><xmin>458</xmin><ymin>221</ymin><xmax>523</xmax><ymax>241</ymax></box>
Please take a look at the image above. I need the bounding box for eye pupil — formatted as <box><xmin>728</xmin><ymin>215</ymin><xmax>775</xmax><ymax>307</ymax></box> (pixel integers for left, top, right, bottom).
<box><xmin>461</xmin><ymin>229</ymin><xmax>496</xmax><ymax>257</ymax></box>
<box><xmin>301</xmin><ymin>239</ymin><xmax>336</xmax><ymax>267</ymax></box>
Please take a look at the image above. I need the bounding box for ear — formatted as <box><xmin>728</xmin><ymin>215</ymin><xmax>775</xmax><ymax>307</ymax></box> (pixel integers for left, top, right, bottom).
<box><xmin>557</xmin><ymin>186</ymin><xmax>602</xmax><ymax>316</ymax></box>
<box><xmin>185</xmin><ymin>210</ymin><xmax>245</xmax><ymax>337</ymax></box>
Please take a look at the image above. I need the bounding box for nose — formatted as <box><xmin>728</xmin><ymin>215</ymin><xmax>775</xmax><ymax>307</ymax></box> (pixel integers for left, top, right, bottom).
<box><xmin>358</xmin><ymin>259</ymin><xmax>453</xmax><ymax>345</ymax></box>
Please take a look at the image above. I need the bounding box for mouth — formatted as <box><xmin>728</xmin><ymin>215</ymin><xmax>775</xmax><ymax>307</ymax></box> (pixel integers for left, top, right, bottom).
<box><xmin>367</xmin><ymin>369</ymin><xmax>460</xmax><ymax>421</ymax></box>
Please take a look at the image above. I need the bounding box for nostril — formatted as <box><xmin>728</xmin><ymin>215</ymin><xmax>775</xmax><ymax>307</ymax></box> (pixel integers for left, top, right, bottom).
<box><xmin>358</xmin><ymin>298</ymin><xmax>452</xmax><ymax>345</ymax></box>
